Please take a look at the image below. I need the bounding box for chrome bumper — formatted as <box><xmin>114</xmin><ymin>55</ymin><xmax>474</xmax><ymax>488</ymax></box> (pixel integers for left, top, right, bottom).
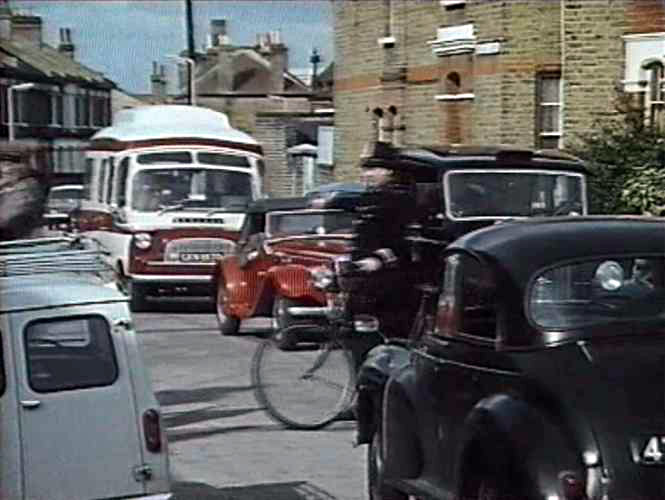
<box><xmin>131</xmin><ymin>274</ymin><xmax>212</xmax><ymax>283</ymax></box>
<box><xmin>287</xmin><ymin>306</ymin><xmax>329</xmax><ymax>317</ymax></box>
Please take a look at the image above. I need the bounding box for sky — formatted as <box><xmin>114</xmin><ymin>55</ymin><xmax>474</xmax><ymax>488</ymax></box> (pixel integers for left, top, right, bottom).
<box><xmin>11</xmin><ymin>0</ymin><xmax>334</xmax><ymax>94</ymax></box>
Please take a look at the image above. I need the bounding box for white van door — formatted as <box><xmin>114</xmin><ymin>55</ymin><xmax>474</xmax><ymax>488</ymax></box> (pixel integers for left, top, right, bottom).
<box><xmin>12</xmin><ymin>308</ymin><xmax>146</xmax><ymax>500</ymax></box>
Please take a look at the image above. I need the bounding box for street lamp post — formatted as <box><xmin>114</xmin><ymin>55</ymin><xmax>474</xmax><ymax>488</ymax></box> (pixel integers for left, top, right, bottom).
<box><xmin>8</xmin><ymin>82</ymin><xmax>35</xmax><ymax>141</ymax></box>
<box><xmin>167</xmin><ymin>55</ymin><xmax>196</xmax><ymax>105</ymax></box>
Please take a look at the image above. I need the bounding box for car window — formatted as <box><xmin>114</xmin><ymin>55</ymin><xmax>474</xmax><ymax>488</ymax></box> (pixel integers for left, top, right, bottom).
<box><xmin>529</xmin><ymin>257</ymin><xmax>665</xmax><ymax>330</ymax></box>
<box><xmin>24</xmin><ymin>315</ymin><xmax>118</xmax><ymax>393</ymax></box>
<box><xmin>436</xmin><ymin>253</ymin><xmax>497</xmax><ymax>340</ymax></box>
<box><xmin>267</xmin><ymin>211</ymin><xmax>354</xmax><ymax>237</ymax></box>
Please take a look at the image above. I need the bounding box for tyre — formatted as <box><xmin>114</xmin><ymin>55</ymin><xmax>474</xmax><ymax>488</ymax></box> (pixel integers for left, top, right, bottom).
<box><xmin>272</xmin><ymin>295</ymin><xmax>298</xmax><ymax>350</ymax></box>
<box><xmin>215</xmin><ymin>284</ymin><xmax>240</xmax><ymax>335</ymax></box>
<box><xmin>252</xmin><ymin>333</ymin><xmax>355</xmax><ymax>430</ymax></box>
<box><xmin>368</xmin><ymin>430</ymin><xmax>408</xmax><ymax>500</ymax></box>
<box><xmin>118</xmin><ymin>272</ymin><xmax>148</xmax><ymax>313</ymax></box>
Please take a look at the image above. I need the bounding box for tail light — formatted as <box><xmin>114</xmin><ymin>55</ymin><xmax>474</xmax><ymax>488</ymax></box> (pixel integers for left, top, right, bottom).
<box><xmin>559</xmin><ymin>471</ymin><xmax>587</xmax><ymax>500</ymax></box>
<box><xmin>142</xmin><ymin>409</ymin><xmax>162</xmax><ymax>453</ymax></box>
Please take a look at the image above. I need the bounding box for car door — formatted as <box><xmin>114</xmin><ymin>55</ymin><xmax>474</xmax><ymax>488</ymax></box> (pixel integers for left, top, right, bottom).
<box><xmin>11</xmin><ymin>304</ymin><xmax>146</xmax><ymax>500</ymax></box>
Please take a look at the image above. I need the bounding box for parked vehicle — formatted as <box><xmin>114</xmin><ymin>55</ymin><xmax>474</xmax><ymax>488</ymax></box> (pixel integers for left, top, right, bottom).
<box><xmin>0</xmin><ymin>237</ymin><xmax>171</xmax><ymax>500</ymax></box>
<box><xmin>76</xmin><ymin>105</ymin><xmax>265</xmax><ymax>311</ymax></box>
<box><xmin>213</xmin><ymin>193</ymin><xmax>358</xmax><ymax>348</ymax></box>
<box><xmin>357</xmin><ymin>216</ymin><xmax>665</xmax><ymax>500</ymax></box>
<box><xmin>44</xmin><ymin>184</ymin><xmax>83</xmax><ymax>229</ymax></box>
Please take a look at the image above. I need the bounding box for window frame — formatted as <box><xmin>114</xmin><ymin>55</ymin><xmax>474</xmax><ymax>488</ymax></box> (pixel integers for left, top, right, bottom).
<box><xmin>23</xmin><ymin>314</ymin><xmax>119</xmax><ymax>394</ymax></box>
<box><xmin>535</xmin><ymin>72</ymin><xmax>563</xmax><ymax>149</ymax></box>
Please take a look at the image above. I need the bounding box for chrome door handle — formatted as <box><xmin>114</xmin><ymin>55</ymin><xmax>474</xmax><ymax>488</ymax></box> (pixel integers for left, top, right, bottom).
<box><xmin>20</xmin><ymin>400</ymin><xmax>41</xmax><ymax>409</ymax></box>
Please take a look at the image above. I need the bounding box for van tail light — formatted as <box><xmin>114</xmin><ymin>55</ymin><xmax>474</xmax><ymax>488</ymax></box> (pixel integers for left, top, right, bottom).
<box><xmin>559</xmin><ymin>471</ymin><xmax>587</xmax><ymax>500</ymax></box>
<box><xmin>142</xmin><ymin>409</ymin><xmax>162</xmax><ymax>453</ymax></box>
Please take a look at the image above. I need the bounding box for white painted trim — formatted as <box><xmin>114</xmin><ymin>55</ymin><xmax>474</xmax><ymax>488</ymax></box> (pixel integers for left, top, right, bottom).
<box><xmin>377</xmin><ymin>36</ymin><xmax>396</xmax><ymax>47</ymax></box>
<box><xmin>440</xmin><ymin>0</ymin><xmax>466</xmax><ymax>6</ymax></box>
<box><xmin>622</xmin><ymin>32</ymin><xmax>665</xmax><ymax>41</ymax></box>
<box><xmin>435</xmin><ymin>93</ymin><xmax>475</xmax><ymax>101</ymax></box>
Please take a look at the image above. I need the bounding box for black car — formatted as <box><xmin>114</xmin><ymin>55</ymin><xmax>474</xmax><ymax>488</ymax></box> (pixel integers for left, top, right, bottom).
<box><xmin>356</xmin><ymin>216</ymin><xmax>665</xmax><ymax>500</ymax></box>
<box><xmin>341</xmin><ymin>142</ymin><xmax>590</xmax><ymax>340</ymax></box>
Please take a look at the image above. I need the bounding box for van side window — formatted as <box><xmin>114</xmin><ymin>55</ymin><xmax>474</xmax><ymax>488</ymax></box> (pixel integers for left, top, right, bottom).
<box><xmin>24</xmin><ymin>316</ymin><xmax>118</xmax><ymax>393</ymax></box>
<box><xmin>116</xmin><ymin>158</ymin><xmax>129</xmax><ymax>207</ymax></box>
<box><xmin>97</xmin><ymin>159</ymin><xmax>108</xmax><ymax>203</ymax></box>
<box><xmin>106</xmin><ymin>160</ymin><xmax>116</xmax><ymax>205</ymax></box>
<box><xmin>82</xmin><ymin>158</ymin><xmax>94</xmax><ymax>201</ymax></box>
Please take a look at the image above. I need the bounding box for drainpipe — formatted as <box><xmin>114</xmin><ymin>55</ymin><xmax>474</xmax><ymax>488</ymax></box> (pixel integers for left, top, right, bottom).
<box><xmin>560</xmin><ymin>0</ymin><xmax>566</xmax><ymax>148</ymax></box>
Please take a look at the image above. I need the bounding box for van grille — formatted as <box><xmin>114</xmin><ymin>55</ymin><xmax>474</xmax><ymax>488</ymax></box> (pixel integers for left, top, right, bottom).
<box><xmin>163</xmin><ymin>238</ymin><xmax>236</xmax><ymax>263</ymax></box>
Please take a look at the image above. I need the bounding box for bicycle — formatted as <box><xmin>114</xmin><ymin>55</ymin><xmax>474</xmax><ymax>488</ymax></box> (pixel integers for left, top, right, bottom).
<box><xmin>251</xmin><ymin>280</ymin><xmax>384</xmax><ymax>430</ymax></box>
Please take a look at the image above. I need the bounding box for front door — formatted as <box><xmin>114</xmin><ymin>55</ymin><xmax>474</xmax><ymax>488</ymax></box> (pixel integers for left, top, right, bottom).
<box><xmin>12</xmin><ymin>307</ymin><xmax>145</xmax><ymax>500</ymax></box>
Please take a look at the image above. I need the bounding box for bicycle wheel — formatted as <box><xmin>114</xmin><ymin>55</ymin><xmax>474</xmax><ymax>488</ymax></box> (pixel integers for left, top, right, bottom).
<box><xmin>252</xmin><ymin>325</ymin><xmax>356</xmax><ymax>430</ymax></box>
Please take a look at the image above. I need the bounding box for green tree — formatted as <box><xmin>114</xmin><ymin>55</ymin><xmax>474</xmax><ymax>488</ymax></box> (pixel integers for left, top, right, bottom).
<box><xmin>570</xmin><ymin>112</ymin><xmax>665</xmax><ymax>215</ymax></box>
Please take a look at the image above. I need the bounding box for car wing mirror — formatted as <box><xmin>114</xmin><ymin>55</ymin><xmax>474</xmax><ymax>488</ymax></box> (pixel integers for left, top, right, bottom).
<box><xmin>111</xmin><ymin>207</ymin><xmax>127</xmax><ymax>224</ymax></box>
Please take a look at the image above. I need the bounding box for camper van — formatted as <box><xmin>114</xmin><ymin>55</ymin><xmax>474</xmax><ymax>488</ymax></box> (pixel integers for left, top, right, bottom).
<box><xmin>76</xmin><ymin>105</ymin><xmax>265</xmax><ymax>311</ymax></box>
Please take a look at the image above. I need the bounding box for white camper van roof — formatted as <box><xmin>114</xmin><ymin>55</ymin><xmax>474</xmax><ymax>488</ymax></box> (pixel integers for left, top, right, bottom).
<box><xmin>92</xmin><ymin>105</ymin><xmax>258</xmax><ymax>146</ymax></box>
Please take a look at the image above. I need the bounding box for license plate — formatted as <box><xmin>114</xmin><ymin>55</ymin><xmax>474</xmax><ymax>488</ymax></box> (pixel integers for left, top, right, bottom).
<box><xmin>178</xmin><ymin>252</ymin><xmax>223</xmax><ymax>263</ymax></box>
<box><xmin>641</xmin><ymin>436</ymin><xmax>665</xmax><ymax>464</ymax></box>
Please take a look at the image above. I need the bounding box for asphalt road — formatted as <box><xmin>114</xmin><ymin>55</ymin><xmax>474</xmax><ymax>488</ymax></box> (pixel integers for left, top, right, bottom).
<box><xmin>134</xmin><ymin>307</ymin><xmax>366</xmax><ymax>500</ymax></box>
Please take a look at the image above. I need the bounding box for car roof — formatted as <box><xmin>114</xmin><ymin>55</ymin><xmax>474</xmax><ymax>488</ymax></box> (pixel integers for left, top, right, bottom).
<box><xmin>449</xmin><ymin>216</ymin><xmax>665</xmax><ymax>284</ymax></box>
<box><xmin>360</xmin><ymin>141</ymin><xmax>588</xmax><ymax>174</ymax></box>
<box><xmin>50</xmin><ymin>184</ymin><xmax>83</xmax><ymax>190</ymax></box>
<box><xmin>245</xmin><ymin>197</ymin><xmax>310</xmax><ymax>214</ymax></box>
<box><xmin>0</xmin><ymin>273</ymin><xmax>126</xmax><ymax>313</ymax></box>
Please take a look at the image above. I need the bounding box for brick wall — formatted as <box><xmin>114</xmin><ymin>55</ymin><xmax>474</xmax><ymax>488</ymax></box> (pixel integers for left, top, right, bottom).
<box><xmin>334</xmin><ymin>0</ymin><xmax>665</xmax><ymax>178</ymax></box>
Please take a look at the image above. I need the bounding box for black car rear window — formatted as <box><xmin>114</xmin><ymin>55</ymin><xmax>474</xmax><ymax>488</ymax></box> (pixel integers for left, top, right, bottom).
<box><xmin>24</xmin><ymin>315</ymin><xmax>118</xmax><ymax>393</ymax></box>
<box><xmin>529</xmin><ymin>257</ymin><xmax>665</xmax><ymax>330</ymax></box>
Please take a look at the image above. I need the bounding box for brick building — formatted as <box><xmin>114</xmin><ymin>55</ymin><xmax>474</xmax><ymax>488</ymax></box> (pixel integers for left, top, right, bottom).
<box><xmin>333</xmin><ymin>0</ymin><xmax>665</xmax><ymax>180</ymax></box>
<box><xmin>169</xmin><ymin>19</ymin><xmax>335</xmax><ymax>197</ymax></box>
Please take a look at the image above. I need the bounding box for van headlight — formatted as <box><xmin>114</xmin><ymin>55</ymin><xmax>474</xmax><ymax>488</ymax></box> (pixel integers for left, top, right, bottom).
<box><xmin>133</xmin><ymin>232</ymin><xmax>152</xmax><ymax>250</ymax></box>
<box><xmin>310</xmin><ymin>265</ymin><xmax>335</xmax><ymax>291</ymax></box>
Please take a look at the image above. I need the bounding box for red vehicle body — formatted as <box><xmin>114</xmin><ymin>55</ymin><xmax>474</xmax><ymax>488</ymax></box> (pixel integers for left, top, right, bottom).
<box><xmin>213</xmin><ymin>196</ymin><xmax>356</xmax><ymax>347</ymax></box>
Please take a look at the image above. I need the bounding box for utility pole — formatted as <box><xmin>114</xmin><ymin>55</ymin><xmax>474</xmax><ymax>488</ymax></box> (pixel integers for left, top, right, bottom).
<box><xmin>185</xmin><ymin>0</ymin><xmax>194</xmax><ymax>105</ymax></box>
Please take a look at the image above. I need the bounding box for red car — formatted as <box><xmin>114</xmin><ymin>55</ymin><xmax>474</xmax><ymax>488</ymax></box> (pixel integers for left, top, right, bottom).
<box><xmin>213</xmin><ymin>196</ymin><xmax>357</xmax><ymax>348</ymax></box>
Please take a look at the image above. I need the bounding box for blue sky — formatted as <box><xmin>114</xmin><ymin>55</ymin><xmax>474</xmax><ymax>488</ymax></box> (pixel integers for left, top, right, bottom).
<box><xmin>11</xmin><ymin>0</ymin><xmax>333</xmax><ymax>93</ymax></box>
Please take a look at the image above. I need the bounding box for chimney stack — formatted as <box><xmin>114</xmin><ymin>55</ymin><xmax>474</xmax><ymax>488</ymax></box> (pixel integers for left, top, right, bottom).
<box><xmin>210</xmin><ymin>19</ymin><xmax>229</xmax><ymax>47</ymax></box>
<box><xmin>151</xmin><ymin>61</ymin><xmax>167</xmax><ymax>101</ymax></box>
<box><xmin>58</xmin><ymin>27</ymin><xmax>75</xmax><ymax>59</ymax></box>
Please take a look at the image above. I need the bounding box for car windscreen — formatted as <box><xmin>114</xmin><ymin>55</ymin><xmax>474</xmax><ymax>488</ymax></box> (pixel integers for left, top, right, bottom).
<box><xmin>529</xmin><ymin>257</ymin><xmax>665</xmax><ymax>330</ymax></box>
<box><xmin>131</xmin><ymin>167</ymin><xmax>252</xmax><ymax>212</ymax></box>
<box><xmin>445</xmin><ymin>170</ymin><xmax>585</xmax><ymax>220</ymax></box>
<box><xmin>48</xmin><ymin>188</ymin><xmax>82</xmax><ymax>201</ymax></box>
<box><xmin>267</xmin><ymin>210</ymin><xmax>355</xmax><ymax>237</ymax></box>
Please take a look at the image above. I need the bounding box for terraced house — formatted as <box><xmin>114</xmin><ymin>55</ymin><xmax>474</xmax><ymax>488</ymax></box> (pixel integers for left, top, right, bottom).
<box><xmin>333</xmin><ymin>0</ymin><xmax>665</xmax><ymax>178</ymax></box>
<box><xmin>0</xmin><ymin>0</ymin><xmax>114</xmax><ymax>180</ymax></box>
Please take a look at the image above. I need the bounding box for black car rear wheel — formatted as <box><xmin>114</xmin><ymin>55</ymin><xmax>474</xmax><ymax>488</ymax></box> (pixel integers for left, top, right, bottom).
<box><xmin>216</xmin><ymin>284</ymin><xmax>240</xmax><ymax>335</ymax></box>
<box><xmin>368</xmin><ymin>430</ymin><xmax>408</xmax><ymax>500</ymax></box>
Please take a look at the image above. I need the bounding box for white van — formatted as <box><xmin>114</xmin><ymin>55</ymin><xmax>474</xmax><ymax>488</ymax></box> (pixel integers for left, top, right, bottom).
<box><xmin>76</xmin><ymin>105</ymin><xmax>266</xmax><ymax>310</ymax></box>
<box><xmin>0</xmin><ymin>237</ymin><xmax>171</xmax><ymax>500</ymax></box>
